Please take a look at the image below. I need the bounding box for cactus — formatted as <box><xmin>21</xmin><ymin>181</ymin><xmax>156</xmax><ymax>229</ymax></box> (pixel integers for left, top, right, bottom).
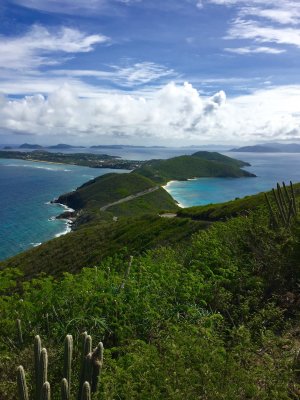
<box><xmin>34</xmin><ymin>335</ymin><xmax>42</xmax><ymax>400</ymax></box>
<box><xmin>16</xmin><ymin>319</ymin><xmax>23</xmax><ymax>345</ymax></box>
<box><xmin>78</xmin><ymin>334</ymin><xmax>92</xmax><ymax>400</ymax></box>
<box><xmin>290</xmin><ymin>181</ymin><xmax>298</xmax><ymax>215</ymax></box>
<box><xmin>17</xmin><ymin>333</ymin><xmax>104</xmax><ymax>400</ymax></box>
<box><xmin>267</xmin><ymin>182</ymin><xmax>298</xmax><ymax>229</ymax></box>
<box><xmin>63</xmin><ymin>335</ymin><xmax>73</xmax><ymax>398</ymax></box>
<box><xmin>61</xmin><ymin>379</ymin><xmax>69</xmax><ymax>400</ymax></box>
<box><xmin>81</xmin><ymin>382</ymin><xmax>91</xmax><ymax>400</ymax></box>
<box><xmin>91</xmin><ymin>342</ymin><xmax>104</xmax><ymax>393</ymax></box>
<box><xmin>17</xmin><ymin>366</ymin><xmax>29</xmax><ymax>400</ymax></box>
<box><xmin>40</xmin><ymin>348</ymin><xmax>48</xmax><ymax>397</ymax></box>
<box><xmin>41</xmin><ymin>382</ymin><xmax>50</xmax><ymax>400</ymax></box>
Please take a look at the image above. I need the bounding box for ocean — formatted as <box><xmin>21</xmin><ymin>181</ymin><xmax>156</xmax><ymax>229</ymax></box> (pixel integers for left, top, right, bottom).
<box><xmin>1</xmin><ymin>149</ymin><xmax>300</xmax><ymax>261</ymax></box>
<box><xmin>0</xmin><ymin>159</ymin><xmax>127</xmax><ymax>261</ymax></box>
<box><xmin>164</xmin><ymin>152</ymin><xmax>300</xmax><ymax>207</ymax></box>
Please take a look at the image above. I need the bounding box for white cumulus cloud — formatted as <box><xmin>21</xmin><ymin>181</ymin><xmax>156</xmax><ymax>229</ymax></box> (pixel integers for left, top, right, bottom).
<box><xmin>1</xmin><ymin>82</ymin><xmax>300</xmax><ymax>144</ymax></box>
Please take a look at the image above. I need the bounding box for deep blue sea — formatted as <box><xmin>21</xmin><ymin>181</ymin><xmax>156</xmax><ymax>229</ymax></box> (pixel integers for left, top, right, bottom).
<box><xmin>1</xmin><ymin>148</ymin><xmax>300</xmax><ymax>261</ymax></box>
<box><xmin>0</xmin><ymin>159</ymin><xmax>127</xmax><ymax>261</ymax></box>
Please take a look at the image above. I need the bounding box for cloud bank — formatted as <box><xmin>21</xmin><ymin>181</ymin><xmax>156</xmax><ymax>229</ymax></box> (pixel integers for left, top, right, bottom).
<box><xmin>1</xmin><ymin>82</ymin><xmax>300</xmax><ymax>143</ymax></box>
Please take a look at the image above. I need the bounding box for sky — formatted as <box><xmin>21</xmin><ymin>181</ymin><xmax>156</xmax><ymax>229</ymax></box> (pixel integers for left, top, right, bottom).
<box><xmin>0</xmin><ymin>0</ymin><xmax>300</xmax><ymax>146</ymax></box>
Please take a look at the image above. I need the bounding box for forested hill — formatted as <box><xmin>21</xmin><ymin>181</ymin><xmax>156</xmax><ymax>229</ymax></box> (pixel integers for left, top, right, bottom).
<box><xmin>134</xmin><ymin>151</ymin><xmax>255</xmax><ymax>184</ymax></box>
<box><xmin>56</xmin><ymin>151</ymin><xmax>254</xmax><ymax>212</ymax></box>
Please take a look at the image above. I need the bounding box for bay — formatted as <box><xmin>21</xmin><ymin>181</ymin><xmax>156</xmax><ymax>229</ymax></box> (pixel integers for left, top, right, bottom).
<box><xmin>164</xmin><ymin>152</ymin><xmax>300</xmax><ymax>207</ymax></box>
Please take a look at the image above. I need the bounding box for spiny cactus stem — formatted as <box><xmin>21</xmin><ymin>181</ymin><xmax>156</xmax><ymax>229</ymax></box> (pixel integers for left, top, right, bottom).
<box><xmin>84</xmin><ymin>353</ymin><xmax>93</xmax><ymax>385</ymax></box>
<box><xmin>272</xmin><ymin>188</ymin><xmax>286</xmax><ymax>225</ymax></box>
<box><xmin>40</xmin><ymin>348</ymin><xmax>48</xmax><ymax>399</ymax></box>
<box><xmin>17</xmin><ymin>366</ymin><xmax>29</xmax><ymax>400</ymax></box>
<box><xmin>287</xmin><ymin>198</ymin><xmax>294</xmax><ymax>227</ymax></box>
<box><xmin>61</xmin><ymin>378</ymin><xmax>69</xmax><ymax>400</ymax></box>
<box><xmin>265</xmin><ymin>193</ymin><xmax>278</xmax><ymax>228</ymax></box>
<box><xmin>63</xmin><ymin>335</ymin><xmax>73</xmax><ymax>398</ymax></box>
<box><xmin>16</xmin><ymin>319</ymin><xmax>23</xmax><ymax>345</ymax></box>
<box><xmin>91</xmin><ymin>342</ymin><xmax>104</xmax><ymax>393</ymax></box>
<box><xmin>277</xmin><ymin>183</ymin><xmax>288</xmax><ymax>216</ymax></box>
<box><xmin>34</xmin><ymin>335</ymin><xmax>42</xmax><ymax>400</ymax></box>
<box><xmin>77</xmin><ymin>332</ymin><xmax>90</xmax><ymax>400</ymax></box>
<box><xmin>290</xmin><ymin>181</ymin><xmax>298</xmax><ymax>215</ymax></box>
<box><xmin>41</xmin><ymin>382</ymin><xmax>51</xmax><ymax>400</ymax></box>
<box><xmin>81</xmin><ymin>382</ymin><xmax>91</xmax><ymax>400</ymax></box>
<box><xmin>282</xmin><ymin>181</ymin><xmax>290</xmax><ymax>204</ymax></box>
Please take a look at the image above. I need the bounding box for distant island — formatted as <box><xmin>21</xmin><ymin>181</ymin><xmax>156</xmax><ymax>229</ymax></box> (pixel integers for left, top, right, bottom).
<box><xmin>231</xmin><ymin>142</ymin><xmax>300</xmax><ymax>153</ymax></box>
<box><xmin>0</xmin><ymin>150</ymin><xmax>143</xmax><ymax>169</ymax></box>
<box><xmin>18</xmin><ymin>143</ymin><xmax>86</xmax><ymax>150</ymax></box>
<box><xmin>90</xmin><ymin>144</ymin><xmax>166</xmax><ymax>149</ymax></box>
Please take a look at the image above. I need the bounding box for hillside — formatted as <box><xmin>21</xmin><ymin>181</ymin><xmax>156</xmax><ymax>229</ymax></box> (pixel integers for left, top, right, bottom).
<box><xmin>1</xmin><ymin>189</ymin><xmax>300</xmax><ymax>399</ymax></box>
<box><xmin>134</xmin><ymin>152</ymin><xmax>255</xmax><ymax>184</ymax></box>
<box><xmin>0</xmin><ymin>215</ymin><xmax>207</xmax><ymax>279</ymax></box>
<box><xmin>56</xmin><ymin>172</ymin><xmax>177</xmax><ymax>211</ymax></box>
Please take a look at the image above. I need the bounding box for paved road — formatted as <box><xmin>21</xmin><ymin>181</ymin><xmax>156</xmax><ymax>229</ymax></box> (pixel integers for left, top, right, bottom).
<box><xmin>100</xmin><ymin>186</ymin><xmax>160</xmax><ymax>211</ymax></box>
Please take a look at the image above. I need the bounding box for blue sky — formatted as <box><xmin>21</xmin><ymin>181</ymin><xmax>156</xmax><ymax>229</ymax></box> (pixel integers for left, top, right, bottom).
<box><xmin>0</xmin><ymin>0</ymin><xmax>300</xmax><ymax>145</ymax></box>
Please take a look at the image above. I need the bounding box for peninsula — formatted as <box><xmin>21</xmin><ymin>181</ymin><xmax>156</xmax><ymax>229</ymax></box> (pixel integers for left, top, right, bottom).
<box><xmin>0</xmin><ymin>150</ymin><xmax>143</xmax><ymax>169</ymax></box>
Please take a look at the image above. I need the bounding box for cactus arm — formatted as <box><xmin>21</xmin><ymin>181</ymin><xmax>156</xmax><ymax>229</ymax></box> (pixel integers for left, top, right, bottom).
<box><xmin>290</xmin><ymin>181</ymin><xmax>298</xmax><ymax>215</ymax></box>
<box><xmin>78</xmin><ymin>333</ymin><xmax>91</xmax><ymax>400</ymax></box>
<box><xmin>40</xmin><ymin>348</ymin><xmax>48</xmax><ymax>400</ymax></box>
<box><xmin>34</xmin><ymin>335</ymin><xmax>42</xmax><ymax>400</ymax></box>
<box><xmin>41</xmin><ymin>382</ymin><xmax>51</xmax><ymax>400</ymax></box>
<box><xmin>63</xmin><ymin>335</ymin><xmax>73</xmax><ymax>398</ymax></box>
<box><xmin>61</xmin><ymin>378</ymin><xmax>69</xmax><ymax>400</ymax></box>
<box><xmin>17</xmin><ymin>366</ymin><xmax>29</xmax><ymax>400</ymax></box>
<box><xmin>272</xmin><ymin>188</ymin><xmax>286</xmax><ymax>225</ymax></box>
<box><xmin>91</xmin><ymin>342</ymin><xmax>104</xmax><ymax>393</ymax></box>
<box><xmin>81</xmin><ymin>382</ymin><xmax>91</xmax><ymax>400</ymax></box>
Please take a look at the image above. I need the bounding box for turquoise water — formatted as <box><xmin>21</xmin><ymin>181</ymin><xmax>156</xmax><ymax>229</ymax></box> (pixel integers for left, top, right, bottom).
<box><xmin>0</xmin><ymin>159</ymin><xmax>127</xmax><ymax>260</ymax></box>
<box><xmin>164</xmin><ymin>152</ymin><xmax>300</xmax><ymax>207</ymax></box>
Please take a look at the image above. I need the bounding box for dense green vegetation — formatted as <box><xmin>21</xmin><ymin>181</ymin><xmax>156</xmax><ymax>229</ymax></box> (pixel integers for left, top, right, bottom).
<box><xmin>1</xmin><ymin>200</ymin><xmax>300</xmax><ymax>399</ymax></box>
<box><xmin>56</xmin><ymin>173</ymin><xmax>176</xmax><ymax>211</ymax></box>
<box><xmin>135</xmin><ymin>153</ymin><xmax>255</xmax><ymax>184</ymax></box>
<box><xmin>0</xmin><ymin>215</ymin><xmax>206</xmax><ymax>279</ymax></box>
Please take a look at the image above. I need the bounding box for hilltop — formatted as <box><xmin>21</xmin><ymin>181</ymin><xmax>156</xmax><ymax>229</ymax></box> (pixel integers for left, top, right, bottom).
<box><xmin>135</xmin><ymin>151</ymin><xmax>254</xmax><ymax>184</ymax></box>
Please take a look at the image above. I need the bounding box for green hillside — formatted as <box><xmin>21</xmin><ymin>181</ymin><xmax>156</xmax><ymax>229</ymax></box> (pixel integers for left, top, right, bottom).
<box><xmin>0</xmin><ymin>215</ymin><xmax>207</xmax><ymax>279</ymax></box>
<box><xmin>1</xmin><ymin>193</ymin><xmax>300</xmax><ymax>399</ymax></box>
<box><xmin>56</xmin><ymin>173</ymin><xmax>161</xmax><ymax>210</ymax></box>
<box><xmin>135</xmin><ymin>153</ymin><xmax>255</xmax><ymax>184</ymax></box>
<box><xmin>192</xmin><ymin>150</ymin><xmax>250</xmax><ymax>167</ymax></box>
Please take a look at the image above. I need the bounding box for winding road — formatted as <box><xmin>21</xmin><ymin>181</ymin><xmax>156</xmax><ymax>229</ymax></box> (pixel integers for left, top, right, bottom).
<box><xmin>100</xmin><ymin>186</ymin><xmax>160</xmax><ymax>211</ymax></box>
